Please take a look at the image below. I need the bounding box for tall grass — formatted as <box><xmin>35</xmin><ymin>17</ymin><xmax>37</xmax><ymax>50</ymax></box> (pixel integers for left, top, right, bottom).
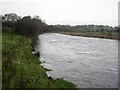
<box><xmin>2</xmin><ymin>31</ymin><xmax>76</xmax><ymax>89</ymax></box>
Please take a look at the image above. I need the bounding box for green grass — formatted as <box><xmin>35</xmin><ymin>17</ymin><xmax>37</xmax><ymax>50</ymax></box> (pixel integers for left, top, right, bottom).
<box><xmin>2</xmin><ymin>31</ymin><xmax>76</xmax><ymax>89</ymax></box>
<box><xmin>60</xmin><ymin>26</ymin><xmax>119</xmax><ymax>40</ymax></box>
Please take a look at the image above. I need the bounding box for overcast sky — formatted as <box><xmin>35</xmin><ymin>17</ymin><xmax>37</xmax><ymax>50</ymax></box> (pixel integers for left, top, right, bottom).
<box><xmin>1</xmin><ymin>0</ymin><xmax>119</xmax><ymax>26</ymax></box>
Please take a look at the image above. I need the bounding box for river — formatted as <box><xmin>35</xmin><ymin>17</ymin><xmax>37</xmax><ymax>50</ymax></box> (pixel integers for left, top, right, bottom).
<box><xmin>36</xmin><ymin>33</ymin><xmax>118</xmax><ymax>88</ymax></box>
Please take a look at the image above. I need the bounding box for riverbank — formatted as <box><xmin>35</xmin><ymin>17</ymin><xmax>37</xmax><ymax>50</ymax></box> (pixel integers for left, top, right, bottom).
<box><xmin>60</xmin><ymin>32</ymin><xmax>120</xmax><ymax>40</ymax></box>
<box><xmin>2</xmin><ymin>31</ymin><xmax>76</xmax><ymax>89</ymax></box>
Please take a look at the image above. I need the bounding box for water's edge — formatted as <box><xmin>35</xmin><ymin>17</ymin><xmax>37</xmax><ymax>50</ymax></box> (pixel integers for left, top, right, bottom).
<box><xmin>36</xmin><ymin>33</ymin><xmax>118</xmax><ymax>88</ymax></box>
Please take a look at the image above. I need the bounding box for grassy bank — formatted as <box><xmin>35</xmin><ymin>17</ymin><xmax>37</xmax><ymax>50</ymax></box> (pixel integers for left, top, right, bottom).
<box><xmin>2</xmin><ymin>31</ymin><xmax>76</xmax><ymax>89</ymax></box>
<box><xmin>60</xmin><ymin>32</ymin><xmax>120</xmax><ymax>40</ymax></box>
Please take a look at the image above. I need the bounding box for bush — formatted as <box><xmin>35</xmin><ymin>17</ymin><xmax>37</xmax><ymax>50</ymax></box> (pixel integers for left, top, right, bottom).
<box><xmin>15</xmin><ymin>16</ymin><xmax>48</xmax><ymax>37</ymax></box>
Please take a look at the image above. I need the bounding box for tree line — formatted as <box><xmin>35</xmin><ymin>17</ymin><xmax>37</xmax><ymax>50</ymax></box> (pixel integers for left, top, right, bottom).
<box><xmin>2</xmin><ymin>13</ymin><xmax>120</xmax><ymax>36</ymax></box>
<box><xmin>2</xmin><ymin>13</ymin><xmax>48</xmax><ymax>37</ymax></box>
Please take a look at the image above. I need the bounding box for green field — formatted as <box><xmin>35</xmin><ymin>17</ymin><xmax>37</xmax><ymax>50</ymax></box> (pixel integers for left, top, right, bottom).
<box><xmin>57</xmin><ymin>25</ymin><xmax>119</xmax><ymax>40</ymax></box>
<box><xmin>2</xmin><ymin>31</ymin><xmax>76</xmax><ymax>89</ymax></box>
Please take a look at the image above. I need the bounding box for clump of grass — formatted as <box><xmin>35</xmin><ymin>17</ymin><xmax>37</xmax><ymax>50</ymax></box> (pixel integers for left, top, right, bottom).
<box><xmin>2</xmin><ymin>31</ymin><xmax>76</xmax><ymax>89</ymax></box>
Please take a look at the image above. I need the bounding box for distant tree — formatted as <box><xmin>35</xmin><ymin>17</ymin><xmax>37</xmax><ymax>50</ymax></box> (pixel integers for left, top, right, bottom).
<box><xmin>33</xmin><ymin>15</ymin><xmax>40</xmax><ymax>20</ymax></box>
<box><xmin>118</xmin><ymin>26</ymin><xmax>120</xmax><ymax>33</ymax></box>
<box><xmin>2</xmin><ymin>13</ymin><xmax>21</xmax><ymax>28</ymax></box>
<box><xmin>3</xmin><ymin>13</ymin><xmax>20</xmax><ymax>23</ymax></box>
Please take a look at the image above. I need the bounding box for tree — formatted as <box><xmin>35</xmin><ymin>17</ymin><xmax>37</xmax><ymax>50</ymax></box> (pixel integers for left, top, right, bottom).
<box><xmin>2</xmin><ymin>13</ymin><xmax>21</xmax><ymax>28</ymax></box>
<box><xmin>15</xmin><ymin>16</ymin><xmax>48</xmax><ymax>37</ymax></box>
<box><xmin>3</xmin><ymin>13</ymin><xmax>20</xmax><ymax>23</ymax></box>
<box><xmin>33</xmin><ymin>15</ymin><xmax>40</xmax><ymax>20</ymax></box>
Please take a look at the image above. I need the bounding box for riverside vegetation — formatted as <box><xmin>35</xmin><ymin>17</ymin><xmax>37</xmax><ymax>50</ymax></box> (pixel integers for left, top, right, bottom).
<box><xmin>2</xmin><ymin>13</ymin><xmax>119</xmax><ymax>88</ymax></box>
<box><xmin>2</xmin><ymin>28</ymin><xmax>76</xmax><ymax>88</ymax></box>
<box><xmin>48</xmin><ymin>25</ymin><xmax>120</xmax><ymax>40</ymax></box>
<box><xmin>2</xmin><ymin>13</ymin><xmax>76</xmax><ymax>89</ymax></box>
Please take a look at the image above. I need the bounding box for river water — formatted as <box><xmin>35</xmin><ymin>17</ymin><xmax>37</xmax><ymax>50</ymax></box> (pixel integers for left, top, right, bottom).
<box><xmin>36</xmin><ymin>33</ymin><xmax>118</xmax><ymax>88</ymax></box>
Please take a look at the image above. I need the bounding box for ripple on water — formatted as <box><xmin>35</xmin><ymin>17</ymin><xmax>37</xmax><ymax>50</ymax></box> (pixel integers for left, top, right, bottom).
<box><xmin>38</xmin><ymin>33</ymin><xmax>118</xmax><ymax>88</ymax></box>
